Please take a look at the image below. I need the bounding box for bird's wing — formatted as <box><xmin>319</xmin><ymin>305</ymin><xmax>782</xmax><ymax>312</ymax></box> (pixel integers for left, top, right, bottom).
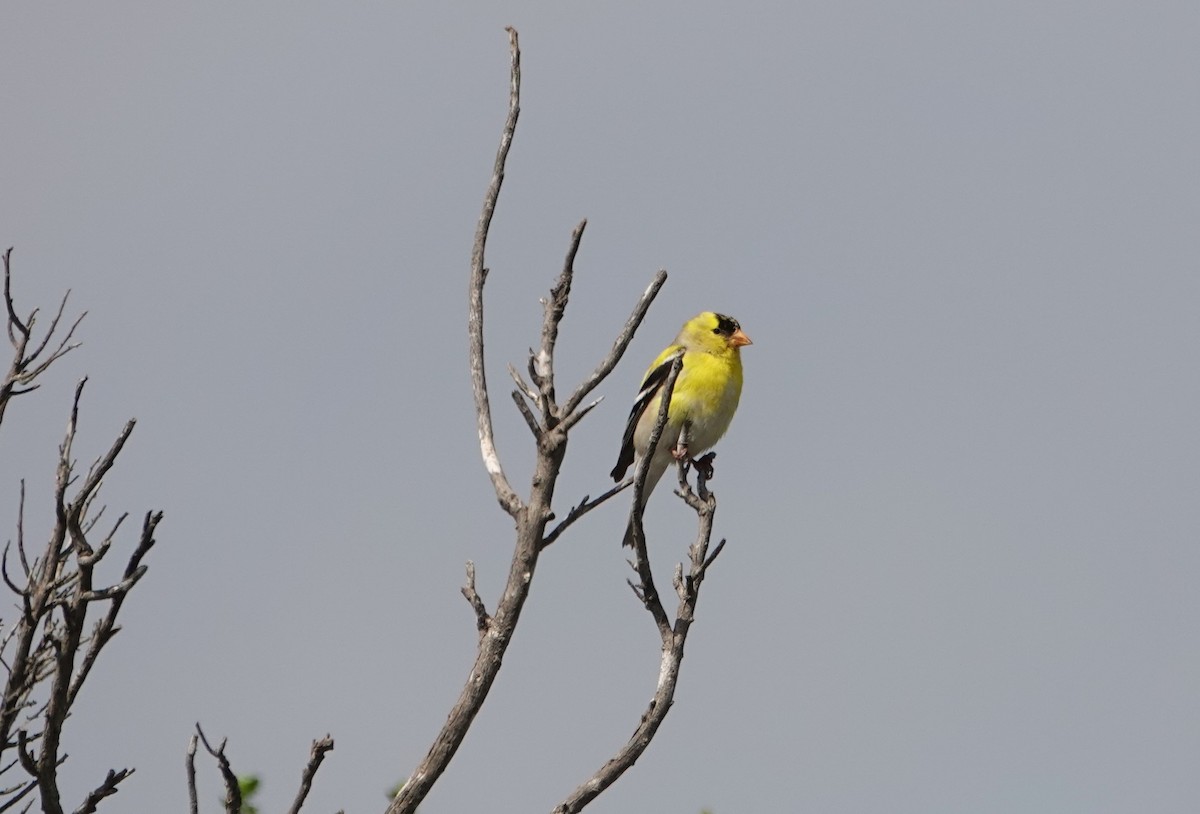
<box><xmin>610</xmin><ymin>354</ymin><xmax>677</xmax><ymax>481</ymax></box>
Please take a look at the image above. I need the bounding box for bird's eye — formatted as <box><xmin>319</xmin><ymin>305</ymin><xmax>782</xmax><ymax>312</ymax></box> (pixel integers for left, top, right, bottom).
<box><xmin>712</xmin><ymin>314</ymin><xmax>740</xmax><ymax>337</ymax></box>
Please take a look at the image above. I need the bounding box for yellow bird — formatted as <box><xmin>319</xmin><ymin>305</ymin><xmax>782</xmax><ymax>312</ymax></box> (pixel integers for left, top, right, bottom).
<box><xmin>611</xmin><ymin>312</ymin><xmax>751</xmax><ymax>547</ymax></box>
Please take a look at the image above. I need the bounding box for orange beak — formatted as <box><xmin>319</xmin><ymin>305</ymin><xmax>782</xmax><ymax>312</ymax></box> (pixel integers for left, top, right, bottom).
<box><xmin>729</xmin><ymin>328</ymin><xmax>752</xmax><ymax>348</ymax></box>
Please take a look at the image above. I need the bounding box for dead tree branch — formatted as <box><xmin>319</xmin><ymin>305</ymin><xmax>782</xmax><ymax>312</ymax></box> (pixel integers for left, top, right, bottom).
<box><xmin>624</xmin><ymin>352</ymin><xmax>685</xmax><ymax>639</ymax></box>
<box><xmin>187</xmin><ymin>724</ymin><xmax>335</xmax><ymax>814</ymax></box>
<box><xmin>391</xmin><ymin>26</ymin><xmax>733</xmax><ymax>814</ymax></box>
<box><xmin>1</xmin><ymin>249</ymin><xmax>85</xmax><ymax>427</ymax></box>
<box><xmin>540</xmin><ymin>479</ymin><xmax>631</xmax><ymax>549</ymax></box>
<box><xmin>185</xmin><ymin>736</ymin><xmax>199</xmax><ymax>814</ymax></box>
<box><xmin>194</xmin><ymin>725</ymin><xmax>240</xmax><ymax>814</ymax></box>
<box><xmin>285</xmin><ymin>735</ymin><xmax>335</xmax><ymax>814</ymax></box>
<box><xmin>467</xmin><ymin>27</ymin><xmax>524</xmax><ymax>519</ymax></box>
<box><xmin>387</xmin><ymin>27</ymin><xmax>672</xmax><ymax>814</ymax></box>
<box><xmin>553</xmin><ymin>449</ymin><xmax>726</xmax><ymax>814</ymax></box>
<box><xmin>71</xmin><ymin>768</ymin><xmax>133</xmax><ymax>814</ymax></box>
<box><xmin>0</xmin><ymin>257</ymin><xmax>161</xmax><ymax>814</ymax></box>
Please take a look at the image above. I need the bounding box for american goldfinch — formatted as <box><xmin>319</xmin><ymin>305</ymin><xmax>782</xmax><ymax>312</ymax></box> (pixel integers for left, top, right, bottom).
<box><xmin>611</xmin><ymin>311</ymin><xmax>752</xmax><ymax>547</ymax></box>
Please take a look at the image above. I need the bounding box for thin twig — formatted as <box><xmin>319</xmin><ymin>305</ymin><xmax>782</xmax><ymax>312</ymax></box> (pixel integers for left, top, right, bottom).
<box><xmin>16</xmin><ymin>480</ymin><xmax>30</xmax><ymax>578</ymax></box>
<box><xmin>509</xmin><ymin>389</ymin><xmax>541</xmax><ymax>438</ymax></box>
<box><xmin>558</xmin><ymin>394</ymin><xmax>603</xmax><ymax>434</ymax></box>
<box><xmin>1</xmin><ymin>251</ymin><xmax>84</xmax><ymax>427</ymax></box>
<box><xmin>541</xmin><ymin>479</ymin><xmax>631</xmax><ymax>549</ymax></box>
<box><xmin>3</xmin><ymin>249</ymin><xmax>30</xmax><ymax>343</ymax></box>
<box><xmin>24</xmin><ymin>302</ymin><xmax>83</xmax><ymax>377</ymax></box>
<box><xmin>1</xmin><ymin>544</ymin><xmax>25</xmax><ymax>597</ymax></box>
<box><xmin>67</xmin><ymin>509</ymin><xmax>159</xmax><ymax>704</ymax></box>
<box><xmin>507</xmin><ymin>363</ymin><xmax>539</xmax><ymax>403</ymax></box>
<box><xmin>195</xmin><ymin>724</ymin><xmax>241</xmax><ymax>814</ymax></box>
<box><xmin>285</xmin><ymin>735</ymin><xmax>334</xmax><ymax>814</ymax></box>
<box><xmin>561</xmin><ymin>269</ymin><xmax>668</xmax><ymax>417</ymax></box>
<box><xmin>0</xmin><ymin>779</ymin><xmax>37</xmax><ymax>813</ymax></box>
<box><xmin>71</xmin><ymin>418</ymin><xmax>137</xmax><ymax>515</ymax></box>
<box><xmin>71</xmin><ymin>768</ymin><xmax>132</xmax><ymax>814</ymax></box>
<box><xmin>459</xmin><ymin>561</ymin><xmax>490</xmax><ymax>633</ymax></box>
<box><xmin>535</xmin><ymin>219</ymin><xmax>587</xmax><ymax>422</ymax></box>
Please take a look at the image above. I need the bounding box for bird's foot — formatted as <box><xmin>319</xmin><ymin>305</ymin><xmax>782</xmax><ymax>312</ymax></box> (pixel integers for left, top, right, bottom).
<box><xmin>670</xmin><ymin>443</ymin><xmax>690</xmax><ymax>461</ymax></box>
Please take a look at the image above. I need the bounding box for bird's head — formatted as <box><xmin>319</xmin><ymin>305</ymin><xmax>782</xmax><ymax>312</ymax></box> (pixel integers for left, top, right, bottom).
<box><xmin>677</xmin><ymin>312</ymin><xmax>752</xmax><ymax>353</ymax></box>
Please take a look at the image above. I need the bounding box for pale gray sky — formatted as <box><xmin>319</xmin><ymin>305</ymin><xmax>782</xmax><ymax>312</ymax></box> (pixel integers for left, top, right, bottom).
<box><xmin>2</xmin><ymin>2</ymin><xmax>1198</xmax><ymax>812</ymax></box>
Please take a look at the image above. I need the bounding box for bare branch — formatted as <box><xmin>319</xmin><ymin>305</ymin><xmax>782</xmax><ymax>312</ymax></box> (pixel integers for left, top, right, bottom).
<box><xmin>507</xmin><ymin>363</ymin><xmax>539</xmax><ymax>404</ymax></box>
<box><xmin>509</xmin><ymin>389</ymin><xmax>541</xmax><ymax>438</ymax></box>
<box><xmin>389</xmin><ymin>32</ymin><xmax>549</xmax><ymax>814</ymax></box>
<box><xmin>558</xmin><ymin>394</ymin><xmax>603</xmax><ymax>434</ymax></box>
<box><xmin>14</xmin><ymin>734</ymin><xmax>35</xmax><ymax>778</ymax></box>
<box><xmin>704</xmin><ymin>538</ymin><xmax>727</xmax><ymax>570</ymax></box>
<box><xmin>555</xmin><ymin>403</ymin><xmax>732</xmax><ymax>814</ymax></box>
<box><xmin>3</xmin><ymin>248</ymin><xmax>28</xmax><ymax>341</ymax></box>
<box><xmin>534</xmin><ymin>219</ymin><xmax>587</xmax><ymax>422</ymax></box>
<box><xmin>1</xmin><ymin>251</ymin><xmax>85</xmax><ymax>427</ymax></box>
<box><xmin>625</xmin><ymin>351</ymin><xmax>684</xmax><ymax>638</ymax></box>
<box><xmin>71</xmin><ymin>416</ymin><xmax>137</xmax><ymax>514</ymax></box>
<box><xmin>1</xmin><ymin>544</ymin><xmax>27</xmax><ymax>597</ymax></box>
<box><xmin>467</xmin><ymin>26</ymin><xmax>524</xmax><ymax>518</ymax></box>
<box><xmin>77</xmin><ymin>567</ymin><xmax>146</xmax><ymax>602</ymax></box>
<box><xmin>0</xmin><ymin>779</ymin><xmax>36</xmax><ymax>813</ymax></box>
<box><xmin>393</xmin><ymin>27</ymin><xmax>729</xmax><ymax>814</ymax></box>
<box><xmin>561</xmin><ymin>269</ymin><xmax>668</xmax><ymax>418</ymax></box>
<box><xmin>68</xmin><ymin>511</ymin><xmax>161</xmax><ymax>708</ymax></box>
<box><xmin>15</xmin><ymin>480</ymin><xmax>29</xmax><ymax>578</ymax></box>
<box><xmin>71</xmin><ymin>768</ymin><xmax>132</xmax><ymax>814</ymax></box>
<box><xmin>459</xmin><ymin>561</ymin><xmax>490</xmax><ymax>633</ymax></box>
<box><xmin>24</xmin><ymin>301</ymin><xmax>84</xmax><ymax>378</ymax></box>
<box><xmin>194</xmin><ymin>725</ymin><xmax>241</xmax><ymax>814</ymax></box>
<box><xmin>185</xmin><ymin>736</ymin><xmax>198</xmax><ymax>814</ymax></box>
<box><xmin>0</xmin><ymin>252</ymin><xmax>162</xmax><ymax>814</ymax></box>
<box><xmin>285</xmin><ymin>735</ymin><xmax>334</xmax><ymax>814</ymax></box>
<box><xmin>541</xmin><ymin>478</ymin><xmax>630</xmax><ymax>549</ymax></box>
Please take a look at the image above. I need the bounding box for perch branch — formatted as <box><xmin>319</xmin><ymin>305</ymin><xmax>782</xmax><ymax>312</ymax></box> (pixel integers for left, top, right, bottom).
<box><xmin>390</xmin><ymin>27</ymin><xmax>686</xmax><ymax>814</ymax></box>
<box><xmin>624</xmin><ymin>350</ymin><xmax>684</xmax><ymax>638</ymax></box>
<box><xmin>554</xmin><ymin>384</ymin><xmax>730</xmax><ymax>814</ymax></box>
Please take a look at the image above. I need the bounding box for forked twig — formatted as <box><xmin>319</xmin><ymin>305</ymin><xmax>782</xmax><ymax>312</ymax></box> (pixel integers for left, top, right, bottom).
<box><xmin>194</xmin><ymin>724</ymin><xmax>241</xmax><ymax>814</ymax></box>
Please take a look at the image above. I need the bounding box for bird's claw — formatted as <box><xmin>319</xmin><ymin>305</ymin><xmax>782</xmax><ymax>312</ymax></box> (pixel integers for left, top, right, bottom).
<box><xmin>692</xmin><ymin>452</ymin><xmax>716</xmax><ymax>480</ymax></box>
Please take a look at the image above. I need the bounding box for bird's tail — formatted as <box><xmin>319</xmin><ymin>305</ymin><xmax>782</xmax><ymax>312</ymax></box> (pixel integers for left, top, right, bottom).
<box><xmin>621</xmin><ymin>517</ymin><xmax>637</xmax><ymax>549</ymax></box>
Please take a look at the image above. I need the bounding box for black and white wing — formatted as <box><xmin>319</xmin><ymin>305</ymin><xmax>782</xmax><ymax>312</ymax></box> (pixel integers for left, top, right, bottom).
<box><xmin>609</xmin><ymin>356</ymin><xmax>675</xmax><ymax>481</ymax></box>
